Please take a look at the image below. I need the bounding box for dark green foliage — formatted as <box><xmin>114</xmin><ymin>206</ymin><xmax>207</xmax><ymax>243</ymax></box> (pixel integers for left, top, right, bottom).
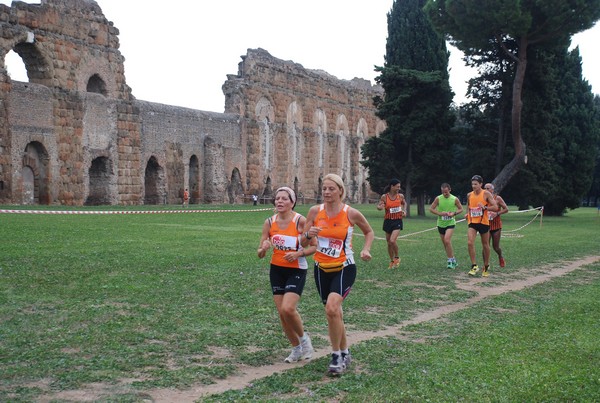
<box><xmin>425</xmin><ymin>0</ymin><xmax>600</xmax><ymax>194</ymax></box>
<box><xmin>362</xmin><ymin>0</ymin><xmax>455</xmax><ymax>208</ymax></box>
<box><xmin>501</xmin><ymin>45</ymin><xmax>600</xmax><ymax>214</ymax></box>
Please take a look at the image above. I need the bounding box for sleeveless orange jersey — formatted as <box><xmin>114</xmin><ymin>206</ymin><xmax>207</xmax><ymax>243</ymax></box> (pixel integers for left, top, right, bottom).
<box><xmin>269</xmin><ymin>212</ymin><xmax>308</xmax><ymax>269</ymax></box>
<box><xmin>467</xmin><ymin>191</ymin><xmax>490</xmax><ymax>225</ymax></box>
<box><xmin>314</xmin><ymin>204</ymin><xmax>355</xmax><ymax>266</ymax></box>
<box><xmin>384</xmin><ymin>194</ymin><xmax>404</xmax><ymax>220</ymax></box>
<box><xmin>488</xmin><ymin>195</ymin><xmax>503</xmax><ymax>231</ymax></box>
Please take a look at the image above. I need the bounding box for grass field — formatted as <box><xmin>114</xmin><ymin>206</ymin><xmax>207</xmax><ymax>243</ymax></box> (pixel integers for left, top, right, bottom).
<box><xmin>0</xmin><ymin>204</ymin><xmax>598</xmax><ymax>402</ymax></box>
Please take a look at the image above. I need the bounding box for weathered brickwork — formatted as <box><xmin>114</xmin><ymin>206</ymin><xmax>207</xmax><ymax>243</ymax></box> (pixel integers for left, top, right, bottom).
<box><xmin>0</xmin><ymin>0</ymin><xmax>384</xmax><ymax>206</ymax></box>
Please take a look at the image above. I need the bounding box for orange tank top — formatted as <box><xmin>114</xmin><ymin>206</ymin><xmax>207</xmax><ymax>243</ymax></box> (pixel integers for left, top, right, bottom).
<box><xmin>384</xmin><ymin>193</ymin><xmax>404</xmax><ymax>220</ymax></box>
<box><xmin>467</xmin><ymin>191</ymin><xmax>489</xmax><ymax>225</ymax></box>
<box><xmin>314</xmin><ymin>204</ymin><xmax>355</xmax><ymax>266</ymax></box>
<box><xmin>269</xmin><ymin>212</ymin><xmax>308</xmax><ymax>269</ymax></box>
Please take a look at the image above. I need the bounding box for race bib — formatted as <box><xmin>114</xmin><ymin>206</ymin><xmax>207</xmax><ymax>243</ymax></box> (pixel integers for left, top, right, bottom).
<box><xmin>389</xmin><ymin>206</ymin><xmax>403</xmax><ymax>214</ymax></box>
<box><xmin>318</xmin><ymin>237</ymin><xmax>343</xmax><ymax>258</ymax></box>
<box><xmin>271</xmin><ymin>234</ymin><xmax>297</xmax><ymax>251</ymax></box>
<box><xmin>469</xmin><ymin>207</ymin><xmax>483</xmax><ymax>217</ymax></box>
<box><xmin>441</xmin><ymin>215</ymin><xmax>453</xmax><ymax>220</ymax></box>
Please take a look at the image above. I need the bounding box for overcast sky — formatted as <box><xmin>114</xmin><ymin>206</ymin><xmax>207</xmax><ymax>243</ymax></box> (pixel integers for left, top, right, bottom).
<box><xmin>2</xmin><ymin>0</ymin><xmax>599</xmax><ymax>113</ymax></box>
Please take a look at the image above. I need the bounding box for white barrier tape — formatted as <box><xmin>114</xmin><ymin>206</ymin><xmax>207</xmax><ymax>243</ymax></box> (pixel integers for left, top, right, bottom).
<box><xmin>366</xmin><ymin>206</ymin><xmax>544</xmax><ymax>241</ymax></box>
<box><xmin>0</xmin><ymin>208</ymin><xmax>274</xmax><ymax>215</ymax></box>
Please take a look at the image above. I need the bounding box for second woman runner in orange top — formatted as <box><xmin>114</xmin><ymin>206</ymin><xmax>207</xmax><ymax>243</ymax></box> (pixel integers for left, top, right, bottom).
<box><xmin>301</xmin><ymin>173</ymin><xmax>374</xmax><ymax>375</ymax></box>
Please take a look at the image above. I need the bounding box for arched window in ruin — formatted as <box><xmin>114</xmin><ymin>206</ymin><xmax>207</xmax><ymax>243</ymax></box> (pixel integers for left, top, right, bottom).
<box><xmin>10</xmin><ymin>40</ymin><xmax>53</xmax><ymax>86</ymax></box>
<box><xmin>262</xmin><ymin>176</ymin><xmax>273</xmax><ymax>203</ymax></box>
<box><xmin>22</xmin><ymin>141</ymin><xmax>50</xmax><ymax>205</ymax></box>
<box><xmin>227</xmin><ymin>168</ymin><xmax>244</xmax><ymax>204</ymax></box>
<box><xmin>287</xmin><ymin>101</ymin><xmax>303</xmax><ymax>168</ymax></box>
<box><xmin>336</xmin><ymin>114</ymin><xmax>350</xmax><ymax>180</ymax></box>
<box><xmin>86</xmin><ymin>73</ymin><xmax>107</xmax><ymax>96</ymax></box>
<box><xmin>255</xmin><ymin>97</ymin><xmax>275</xmax><ymax>172</ymax></box>
<box><xmin>314</xmin><ymin>109</ymin><xmax>327</xmax><ymax>169</ymax></box>
<box><xmin>189</xmin><ymin>155</ymin><xmax>200</xmax><ymax>204</ymax></box>
<box><xmin>144</xmin><ymin>156</ymin><xmax>165</xmax><ymax>205</ymax></box>
<box><xmin>85</xmin><ymin>156</ymin><xmax>112</xmax><ymax>205</ymax></box>
<box><xmin>353</xmin><ymin>118</ymin><xmax>369</xmax><ymax>203</ymax></box>
<box><xmin>4</xmin><ymin>49</ymin><xmax>28</xmax><ymax>82</ymax></box>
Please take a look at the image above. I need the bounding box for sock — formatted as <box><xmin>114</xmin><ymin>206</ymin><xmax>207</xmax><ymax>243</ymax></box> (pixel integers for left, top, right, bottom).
<box><xmin>332</xmin><ymin>350</ymin><xmax>341</xmax><ymax>357</ymax></box>
<box><xmin>341</xmin><ymin>348</ymin><xmax>349</xmax><ymax>355</ymax></box>
<box><xmin>300</xmin><ymin>333</ymin><xmax>308</xmax><ymax>343</ymax></box>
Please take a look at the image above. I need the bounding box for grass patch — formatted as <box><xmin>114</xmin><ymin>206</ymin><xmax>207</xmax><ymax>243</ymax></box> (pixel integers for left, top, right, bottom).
<box><xmin>0</xmin><ymin>204</ymin><xmax>598</xmax><ymax>401</ymax></box>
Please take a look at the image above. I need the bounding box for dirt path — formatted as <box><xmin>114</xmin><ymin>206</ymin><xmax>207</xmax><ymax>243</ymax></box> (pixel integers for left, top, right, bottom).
<box><xmin>47</xmin><ymin>255</ymin><xmax>600</xmax><ymax>402</ymax></box>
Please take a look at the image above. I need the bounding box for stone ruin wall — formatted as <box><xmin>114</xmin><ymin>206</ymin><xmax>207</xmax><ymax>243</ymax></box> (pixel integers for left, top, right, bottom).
<box><xmin>0</xmin><ymin>0</ymin><xmax>384</xmax><ymax>206</ymax></box>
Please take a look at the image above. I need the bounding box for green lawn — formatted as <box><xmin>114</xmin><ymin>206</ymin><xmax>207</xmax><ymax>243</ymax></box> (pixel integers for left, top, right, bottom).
<box><xmin>0</xmin><ymin>204</ymin><xmax>598</xmax><ymax>401</ymax></box>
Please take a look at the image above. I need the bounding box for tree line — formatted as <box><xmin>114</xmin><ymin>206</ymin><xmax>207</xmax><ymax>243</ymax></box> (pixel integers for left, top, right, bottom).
<box><xmin>361</xmin><ymin>0</ymin><xmax>600</xmax><ymax>216</ymax></box>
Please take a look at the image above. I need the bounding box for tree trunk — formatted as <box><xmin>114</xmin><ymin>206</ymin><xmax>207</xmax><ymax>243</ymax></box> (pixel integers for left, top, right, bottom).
<box><xmin>417</xmin><ymin>193</ymin><xmax>426</xmax><ymax>216</ymax></box>
<box><xmin>493</xmin><ymin>37</ymin><xmax>529</xmax><ymax>193</ymax></box>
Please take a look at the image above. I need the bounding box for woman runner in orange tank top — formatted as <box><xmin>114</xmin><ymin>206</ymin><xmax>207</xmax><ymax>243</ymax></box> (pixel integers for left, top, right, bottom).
<box><xmin>301</xmin><ymin>174</ymin><xmax>374</xmax><ymax>375</ymax></box>
<box><xmin>257</xmin><ymin>187</ymin><xmax>317</xmax><ymax>363</ymax></box>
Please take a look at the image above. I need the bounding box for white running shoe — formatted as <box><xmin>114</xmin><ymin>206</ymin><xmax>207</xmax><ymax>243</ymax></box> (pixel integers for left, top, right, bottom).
<box><xmin>300</xmin><ymin>334</ymin><xmax>314</xmax><ymax>360</ymax></box>
<box><xmin>284</xmin><ymin>345</ymin><xmax>303</xmax><ymax>363</ymax></box>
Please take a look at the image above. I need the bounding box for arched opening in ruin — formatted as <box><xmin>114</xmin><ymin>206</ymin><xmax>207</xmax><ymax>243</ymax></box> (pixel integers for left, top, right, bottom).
<box><xmin>4</xmin><ymin>49</ymin><xmax>28</xmax><ymax>82</ymax></box>
<box><xmin>22</xmin><ymin>141</ymin><xmax>50</xmax><ymax>205</ymax></box>
<box><xmin>11</xmin><ymin>41</ymin><xmax>53</xmax><ymax>86</ymax></box>
<box><xmin>189</xmin><ymin>155</ymin><xmax>200</xmax><ymax>204</ymax></box>
<box><xmin>85</xmin><ymin>156</ymin><xmax>112</xmax><ymax>205</ymax></box>
<box><xmin>227</xmin><ymin>168</ymin><xmax>244</xmax><ymax>204</ymax></box>
<box><xmin>293</xmin><ymin>177</ymin><xmax>299</xmax><ymax>201</ymax></box>
<box><xmin>86</xmin><ymin>73</ymin><xmax>107</xmax><ymax>96</ymax></box>
<box><xmin>144</xmin><ymin>156</ymin><xmax>165</xmax><ymax>205</ymax></box>
<box><xmin>262</xmin><ymin>176</ymin><xmax>273</xmax><ymax>204</ymax></box>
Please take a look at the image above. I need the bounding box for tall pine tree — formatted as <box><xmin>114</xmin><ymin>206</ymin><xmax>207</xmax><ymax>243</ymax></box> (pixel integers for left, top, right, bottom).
<box><xmin>361</xmin><ymin>0</ymin><xmax>454</xmax><ymax>215</ymax></box>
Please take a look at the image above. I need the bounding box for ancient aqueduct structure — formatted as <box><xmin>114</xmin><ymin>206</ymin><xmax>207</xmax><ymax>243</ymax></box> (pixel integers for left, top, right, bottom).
<box><xmin>0</xmin><ymin>0</ymin><xmax>385</xmax><ymax>206</ymax></box>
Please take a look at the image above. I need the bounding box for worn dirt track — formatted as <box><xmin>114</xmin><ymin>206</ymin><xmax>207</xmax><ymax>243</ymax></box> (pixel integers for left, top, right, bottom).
<box><xmin>46</xmin><ymin>255</ymin><xmax>600</xmax><ymax>402</ymax></box>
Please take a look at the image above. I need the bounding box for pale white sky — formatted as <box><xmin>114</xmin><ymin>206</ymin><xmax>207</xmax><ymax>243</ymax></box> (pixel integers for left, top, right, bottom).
<box><xmin>2</xmin><ymin>0</ymin><xmax>599</xmax><ymax>112</ymax></box>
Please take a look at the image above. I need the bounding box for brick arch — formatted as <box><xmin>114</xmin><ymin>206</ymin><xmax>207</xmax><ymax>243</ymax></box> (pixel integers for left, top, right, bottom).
<box><xmin>350</xmin><ymin>118</ymin><xmax>369</xmax><ymax>203</ymax></box>
<box><xmin>11</xmin><ymin>40</ymin><xmax>54</xmax><ymax>86</ymax></box>
<box><xmin>335</xmin><ymin>114</ymin><xmax>350</xmax><ymax>181</ymax></box>
<box><xmin>85</xmin><ymin>156</ymin><xmax>112</xmax><ymax>205</ymax></box>
<box><xmin>86</xmin><ymin>73</ymin><xmax>107</xmax><ymax>95</ymax></box>
<box><xmin>188</xmin><ymin>154</ymin><xmax>200</xmax><ymax>204</ymax></box>
<box><xmin>286</xmin><ymin>101</ymin><xmax>303</xmax><ymax>171</ymax></box>
<box><xmin>313</xmin><ymin>108</ymin><xmax>327</xmax><ymax>169</ymax></box>
<box><xmin>255</xmin><ymin>96</ymin><xmax>276</xmax><ymax>173</ymax></box>
<box><xmin>144</xmin><ymin>156</ymin><xmax>166</xmax><ymax>205</ymax></box>
<box><xmin>22</xmin><ymin>141</ymin><xmax>50</xmax><ymax>205</ymax></box>
<box><xmin>227</xmin><ymin>167</ymin><xmax>244</xmax><ymax>204</ymax></box>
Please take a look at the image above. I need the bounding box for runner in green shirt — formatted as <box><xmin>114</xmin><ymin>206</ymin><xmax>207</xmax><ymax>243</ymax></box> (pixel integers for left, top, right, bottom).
<box><xmin>429</xmin><ymin>183</ymin><xmax>463</xmax><ymax>269</ymax></box>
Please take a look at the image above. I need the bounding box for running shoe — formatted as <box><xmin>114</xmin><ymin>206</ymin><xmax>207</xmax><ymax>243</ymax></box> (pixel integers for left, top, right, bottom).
<box><xmin>447</xmin><ymin>261</ymin><xmax>453</xmax><ymax>269</ymax></box>
<box><xmin>328</xmin><ymin>353</ymin><xmax>345</xmax><ymax>374</ymax></box>
<box><xmin>451</xmin><ymin>261</ymin><xmax>458</xmax><ymax>269</ymax></box>
<box><xmin>392</xmin><ymin>257</ymin><xmax>401</xmax><ymax>268</ymax></box>
<box><xmin>388</xmin><ymin>261</ymin><xmax>394</xmax><ymax>269</ymax></box>
<box><xmin>284</xmin><ymin>346</ymin><xmax>303</xmax><ymax>363</ymax></box>
<box><xmin>342</xmin><ymin>350</ymin><xmax>352</xmax><ymax>369</ymax></box>
<box><xmin>499</xmin><ymin>257</ymin><xmax>506</xmax><ymax>268</ymax></box>
<box><xmin>300</xmin><ymin>334</ymin><xmax>314</xmax><ymax>360</ymax></box>
<box><xmin>468</xmin><ymin>264</ymin><xmax>480</xmax><ymax>276</ymax></box>
<box><xmin>482</xmin><ymin>267</ymin><xmax>490</xmax><ymax>277</ymax></box>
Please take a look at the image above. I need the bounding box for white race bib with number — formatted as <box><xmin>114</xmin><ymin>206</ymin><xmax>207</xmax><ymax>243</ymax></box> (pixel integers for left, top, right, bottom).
<box><xmin>317</xmin><ymin>237</ymin><xmax>343</xmax><ymax>258</ymax></box>
<box><xmin>469</xmin><ymin>207</ymin><xmax>483</xmax><ymax>217</ymax></box>
<box><xmin>271</xmin><ymin>234</ymin><xmax>297</xmax><ymax>251</ymax></box>
<box><xmin>389</xmin><ymin>206</ymin><xmax>403</xmax><ymax>214</ymax></box>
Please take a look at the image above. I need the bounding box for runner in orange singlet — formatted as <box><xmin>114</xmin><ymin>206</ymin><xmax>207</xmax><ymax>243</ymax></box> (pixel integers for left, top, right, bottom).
<box><xmin>257</xmin><ymin>187</ymin><xmax>316</xmax><ymax>363</ymax></box>
<box><xmin>377</xmin><ymin>178</ymin><xmax>406</xmax><ymax>268</ymax></box>
<box><xmin>484</xmin><ymin>183</ymin><xmax>508</xmax><ymax>268</ymax></box>
<box><xmin>301</xmin><ymin>174</ymin><xmax>374</xmax><ymax>375</ymax></box>
<box><xmin>466</xmin><ymin>175</ymin><xmax>498</xmax><ymax>277</ymax></box>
